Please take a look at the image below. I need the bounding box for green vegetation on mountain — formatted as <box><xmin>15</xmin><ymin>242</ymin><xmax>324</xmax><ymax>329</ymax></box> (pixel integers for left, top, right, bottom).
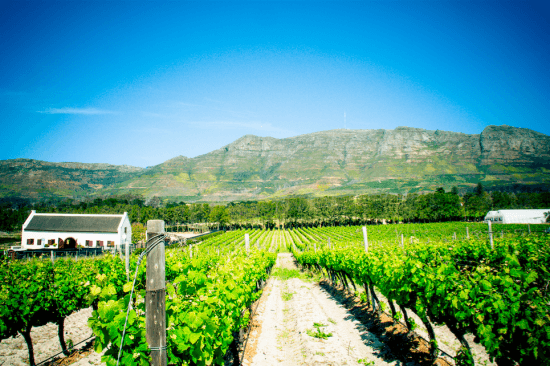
<box><xmin>1</xmin><ymin>125</ymin><xmax>549</xmax><ymax>203</ymax></box>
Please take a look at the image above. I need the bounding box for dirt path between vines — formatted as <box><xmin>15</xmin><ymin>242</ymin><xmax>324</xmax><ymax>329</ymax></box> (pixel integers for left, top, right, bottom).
<box><xmin>242</xmin><ymin>253</ymin><xmax>409</xmax><ymax>366</ymax></box>
<box><xmin>0</xmin><ymin>307</ymin><xmax>97</xmax><ymax>366</ymax></box>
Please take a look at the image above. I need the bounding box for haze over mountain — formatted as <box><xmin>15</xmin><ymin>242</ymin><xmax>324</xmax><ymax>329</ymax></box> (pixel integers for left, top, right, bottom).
<box><xmin>1</xmin><ymin>125</ymin><xmax>549</xmax><ymax>203</ymax></box>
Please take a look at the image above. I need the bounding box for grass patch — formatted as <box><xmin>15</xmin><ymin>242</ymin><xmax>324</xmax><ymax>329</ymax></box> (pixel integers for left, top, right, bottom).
<box><xmin>307</xmin><ymin>323</ymin><xmax>332</xmax><ymax>340</ymax></box>
<box><xmin>358</xmin><ymin>359</ymin><xmax>375</xmax><ymax>366</ymax></box>
<box><xmin>282</xmin><ymin>291</ymin><xmax>294</xmax><ymax>301</ymax></box>
<box><xmin>271</xmin><ymin>267</ymin><xmax>303</xmax><ymax>280</ymax></box>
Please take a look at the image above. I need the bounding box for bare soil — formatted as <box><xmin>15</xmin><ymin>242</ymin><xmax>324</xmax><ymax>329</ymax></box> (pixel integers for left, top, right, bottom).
<box><xmin>241</xmin><ymin>253</ymin><xmax>495</xmax><ymax>366</ymax></box>
<box><xmin>0</xmin><ymin>307</ymin><xmax>97</xmax><ymax>366</ymax></box>
<box><xmin>243</xmin><ymin>253</ymin><xmax>412</xmax><ymax>366</ymax></box>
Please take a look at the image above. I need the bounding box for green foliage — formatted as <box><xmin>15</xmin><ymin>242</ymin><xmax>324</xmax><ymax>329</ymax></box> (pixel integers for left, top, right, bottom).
<box><xmin>131</xmin><ymin>222</ymin><xmax>146</xmax><ymax>244</ymax></box>
<box><xmin>282</xmin><ymin>291</ymin><xmax>294</xmax><ymax>301</ymax></box>
<box><xmin>0</xmin><ymin>254</ymin><xmax>127</xmax><ymax>365</ymax></box>
<box><xmin>209</xmin><ymin>205</ymin><xmax>230</xmax><ymax>226</ymax></box>
<box><xmin>358</xmin><ymin>359</ymin><xmax>375</xmax><ymax>366</ymax></box>
<box><xmin>86</xmin><ymin>245</ymin><xmax>276</xmax><ymax>366</ymax></box>
<box><xmin>271</xmin><ymin>267</ymin><xmax>303</xmax><ymax>280</ymax></box>
<box><xmin>307</xmin><ymin>323</ymin><xmax>332</xmax><ymax>340</ymax></box>
<box><xmin>294</xmin><ymin>226</ymin><xmax>550</xmax><ymax>365</ymax></box>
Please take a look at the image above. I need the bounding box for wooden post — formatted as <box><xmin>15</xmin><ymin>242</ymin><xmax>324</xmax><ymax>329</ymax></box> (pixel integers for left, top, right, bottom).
<box><xmin>245</xmin><ymin>233</ymin><xmax>250</xmax><ymax>254</ymax></box>
<box><xmin>328</xmin><ymin>237</ymin><xmax>331</xmax><ymax>249</ymax></box>
<box><xmin>488</xmin><ymin>220</ymin><xmax>494</xmax><ymax>250</ymax></box>
<box><xmin>362</xmin><ymin>227</ymin><xmax>368</xmax><ymax>253</ymax></box>
<box><xmin>146</xmin><ymin>220</ymin><xmax>167</xmax><ymax>366</ymax></box>
<box><xmin>314</xmin><ymin>243</ymin><xmax>317</xmax><ymax>252</ymax></box>
<box><xmin>401</xmin><ymin>234</ymin><xmax>404</xmax><ymax>248</ymax></box>
<box><xmin>466</xmin><ymin>227</ymin><xmax>469</xmax><ymax>239</ymax></box>
<box><xmin>453</xmin><ymin>232</ymin><xmax>457</xmax><ymax>240</ymax></box>
<box><xmin>51</xmin><ymin>250</ymin><xmax>54</xmax><ymax>265</ymax></box>
<box><xmin>125</xmin><ymin>240</ymin><xmax>130</xmax><ymax>282</ymax></box>
<box><xmin>528</xmin><ymin>224</ymin><xmax>531</xmax><ymax>234</ymax></box>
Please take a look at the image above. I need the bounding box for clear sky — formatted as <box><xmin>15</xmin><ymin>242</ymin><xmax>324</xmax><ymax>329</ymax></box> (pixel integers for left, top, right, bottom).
<box><xmin>1</xmin><ymin>0</ymin><xmax>549</xmax><ymax>168</ymax></box>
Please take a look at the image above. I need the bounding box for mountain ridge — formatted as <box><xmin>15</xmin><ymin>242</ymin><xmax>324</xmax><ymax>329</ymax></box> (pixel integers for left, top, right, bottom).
<box><xmin>1</xmin><ymin>125</ymin><xmax>549</xmax><ymax>203</ymax></box>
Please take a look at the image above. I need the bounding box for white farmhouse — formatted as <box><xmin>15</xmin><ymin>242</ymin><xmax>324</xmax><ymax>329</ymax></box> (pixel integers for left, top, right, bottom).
<box><xmin>21</xmin><ymin>211</ymin><xmax>132</xmax><ymax>250</ymax></box>
<box><xmin>484</xmin><ymin>209</ymin><xmax>550</xmax><ymax>224</ymax></box>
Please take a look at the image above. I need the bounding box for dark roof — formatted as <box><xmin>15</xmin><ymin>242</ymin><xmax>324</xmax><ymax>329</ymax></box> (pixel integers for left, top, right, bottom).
<box><xmin>25</xmin><ymin>215</ymin><xmax>123</xmax><ymax>233</ymax></box>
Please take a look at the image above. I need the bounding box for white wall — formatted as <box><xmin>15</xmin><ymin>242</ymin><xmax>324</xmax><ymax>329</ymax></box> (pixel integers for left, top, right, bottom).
<box><xmin>21</xmin><ymin>231</ymin><xmax>121</xmax><ymax>249</ymax></box>
<box><xmin>21</xmin><ymin>211</ymin><xmax>133</xmax><ymax>249</ymax></box>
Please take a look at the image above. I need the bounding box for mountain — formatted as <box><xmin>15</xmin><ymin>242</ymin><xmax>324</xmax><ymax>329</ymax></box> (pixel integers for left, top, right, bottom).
<box><xmin>0</xmin><ymin>159</ymin><xmax>143</xmax><ymax>202</ymax></box>
<box><xmin>1</xmin><ymin>125</ymin><xmax>549</xmax><ymax>203</ymax></box>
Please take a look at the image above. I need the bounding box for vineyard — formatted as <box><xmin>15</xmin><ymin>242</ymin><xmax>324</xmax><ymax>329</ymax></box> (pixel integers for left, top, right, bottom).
<box><xmin>0</xmin><ymin>222</ymin><xmax>549</xmax><ymax>366</ymax></box>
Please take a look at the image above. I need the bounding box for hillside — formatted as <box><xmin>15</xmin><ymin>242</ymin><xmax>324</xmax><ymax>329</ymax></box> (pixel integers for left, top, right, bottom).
<box><xmin>1</xmin><ymin>125</ymin><xmax>549</xmax><ymax>202</ymax></box>
<box><xmin>0</xmin><ymin>159</ymin><xmax>143</xmax><ymax>202</ymax></box>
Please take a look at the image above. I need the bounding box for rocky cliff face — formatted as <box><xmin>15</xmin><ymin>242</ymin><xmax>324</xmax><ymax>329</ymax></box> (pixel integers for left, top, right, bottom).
<box><xmin>1</xmin><ymin>125</ymin><xmax>549</xmax><ymax>202</ymax></box>
<box><xmin>479</xmin><ymin>125</ymin><xmax>550</xmax><ymax>165</ymax></box>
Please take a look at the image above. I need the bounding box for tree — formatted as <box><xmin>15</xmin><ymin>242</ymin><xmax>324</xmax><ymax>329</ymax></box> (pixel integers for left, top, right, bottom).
<box><xmin>131</xmin><ymin>222</ymin><xmax>146</xmax><ymax>244</ymax></box>
<box><xmin>209</xmin><ymin>206</ymin><xmax>230</xmax><ymax>227</ymax></box>
<box><xmin>474</xmin><ymin>182</ymin><xmax>485</xmax><ymax>196</ymax></box>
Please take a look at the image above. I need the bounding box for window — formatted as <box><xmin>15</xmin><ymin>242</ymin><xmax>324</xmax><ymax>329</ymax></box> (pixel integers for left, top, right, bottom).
<box><xmin>27</xmin><ymin>239</ymin><xmax>34</xmax><ymax>245</ymax></box>
<box><xmin>48</xmin><ymin>239</ymin><xmax>56</xmax><ymax>245</ymax></box>
<box><xmin>37</xmin><ymin>239</ymin><xmax>42</xmax><ymax>245</ymax></box>
<box><xmin>97</xmin><ymin>240</ymin><xmax>104</xmax><ymax>247</ymax></box>
<box><xmin>86</xmin><ymin>240</ymin><xmax>93</xmax><ymax>247</ymax></box>
<box><xmin>107</xmin><ymin>241</ymin><xmax>115</xmax><ymax>247</ymax></box>
<box><xmin>124</xmin><ymin>227</ymin><xmax>127</xmax><ymax>233</ymax></box>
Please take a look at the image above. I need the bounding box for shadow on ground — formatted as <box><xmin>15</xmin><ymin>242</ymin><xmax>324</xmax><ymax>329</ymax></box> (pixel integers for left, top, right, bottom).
<box><xmin>318</xmin><ymin>279</ymin><xmax>452</xmax><ymax>366</ymax></box>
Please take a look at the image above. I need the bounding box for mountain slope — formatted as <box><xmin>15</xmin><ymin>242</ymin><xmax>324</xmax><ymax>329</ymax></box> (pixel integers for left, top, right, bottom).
<box><xmin>0</xmin><ymin>159</ymin><xmax>144</xmax><ymax>201</ymax></box>
<box><xmin>106</xmin><ymin>125</ymin><xmax>550</xmax><ymax>201</ymax></box>
<box><xmin>1</xmin><ymin>125</ymin><xmax>548</xmax><ymax>203</ymax></box>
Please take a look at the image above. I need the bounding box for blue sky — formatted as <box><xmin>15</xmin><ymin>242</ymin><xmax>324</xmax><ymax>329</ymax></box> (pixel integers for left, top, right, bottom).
<box><xmin>1</xmin><ymin>1</ymin><xmax>549</xmax><ymax>168</ymax></box>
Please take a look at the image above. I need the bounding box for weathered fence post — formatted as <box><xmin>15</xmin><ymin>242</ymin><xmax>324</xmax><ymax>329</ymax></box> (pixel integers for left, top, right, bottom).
<box><xmin>125</xmin><ymin>238</ymin><xmax>130</xmax><ymax>282</ymax></box>
<box><xmin>51</xmin><ymin>250</ymin><xmax>54</xmax><ymax>265</ymax></box>
<box><xmin>328</xmin><ymin>237</ymin><xmax>331</xmax><ymax>249</ymax></box>
<box><xmin>401</xmin><ymin>233</ymin><xmax>404</xmax><ymax>248</ymax></box>
<box><xmin>362</xmin><ymin>227</ymin><xmax>368</xmax><ymax>253</ymax></box>
<box><xmin>245</xmin><ymin>233</ymin><xmax>250</xmax><ymax>254</ymax></box>
<box><xmin>146</xmin><ymin>220</ymin><xmax>167</xmax><ymax>366</ymax></box>
<box><xmin>314</xmin><ymin>243</ymin><xmax>317</xmax><ymax>253</ymax></box>
<box><xmin>488</xmin><ymin>220</ymin><xmax>494</xmax><ymax>250</ymax></box>
<box><xmin>466</xmin><ymin>227</ymin><xmax>469</xmax><ymax>239</ymax></box>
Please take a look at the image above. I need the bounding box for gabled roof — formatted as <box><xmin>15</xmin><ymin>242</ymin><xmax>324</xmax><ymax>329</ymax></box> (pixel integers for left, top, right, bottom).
<box><xmin>25</xmin><ymin>214</ymin><xmax>124</xmax><ymax>233</ymax></box>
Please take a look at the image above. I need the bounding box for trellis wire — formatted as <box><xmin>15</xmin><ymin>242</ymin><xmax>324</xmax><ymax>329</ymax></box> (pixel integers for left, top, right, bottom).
<box><xmin>116</xmin><ymin>233</ymin><xmax>166</xmax><ymax>366</ymax></box>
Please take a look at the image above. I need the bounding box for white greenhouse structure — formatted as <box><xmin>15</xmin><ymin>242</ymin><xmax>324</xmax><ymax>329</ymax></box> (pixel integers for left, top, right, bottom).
<box><xmin>484</xmin><ymin>209</ymin><xmax>550</xmax><ymax>224</ymax></box>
